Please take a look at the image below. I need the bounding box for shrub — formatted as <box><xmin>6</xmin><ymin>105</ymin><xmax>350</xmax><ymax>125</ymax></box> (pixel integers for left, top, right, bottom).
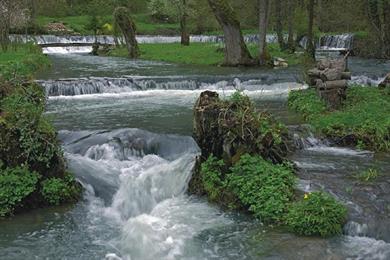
<box><xmin>41</xmin><ymin>174</ymin><xmax>81</xmax><ymax>206</ymax></box>
<box><xmin>200</xmin><ymin>155</ymin><xmax>225</xmax><ymax>202</ymax></box>
<box><xmin>285</xmin><ymin>192</ymin><xmax>347</xmax><ymax>237</ymax></box>
<box><xmin>0</xmin><ymin>167</ymin><xmax>39</xmax><ymax>217</ymax></box>
<box><xmin>226</xmin><ymin>154</ymin><xmax>296</xmax><ymax>223</ymax></box>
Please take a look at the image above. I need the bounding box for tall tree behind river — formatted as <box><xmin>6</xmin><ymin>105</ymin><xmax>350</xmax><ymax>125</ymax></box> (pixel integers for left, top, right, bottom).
<box><xmin>207</xmin><ymin>0</ymin><xmax>254</xmax><ymax>66</ymax></box>
<box><xmin>114</xmin><ymin>7</ymin><xmax>139</xmax><ymax>58</ymax></box>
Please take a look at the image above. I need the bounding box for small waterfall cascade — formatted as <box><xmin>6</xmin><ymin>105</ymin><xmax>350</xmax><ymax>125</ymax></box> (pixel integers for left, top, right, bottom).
<box><xmin>9</xmin><ymin>34</ymin><xmax>279</xmax><ymax>46</ymax></box>
<box><xmin>37</xmin><ymin>77</ymin><xmax>306</xmax><ymax>97</ymax></box>
<box><xmin>318</xmin><ymin>34</ymin><xmax>354</xmax><ymax>50</ymax></box>
<box><xmin>299</xmin><ymin>33</ymin><xmax>354</xmax><ymax>50</ymax></box>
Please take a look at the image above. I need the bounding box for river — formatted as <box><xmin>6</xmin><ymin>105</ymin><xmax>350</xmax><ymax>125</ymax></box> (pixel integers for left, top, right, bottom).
<box><xmin>0</xmin><ymin>50</ymin><xmax>389</xmax><ymax>259</ymax></box>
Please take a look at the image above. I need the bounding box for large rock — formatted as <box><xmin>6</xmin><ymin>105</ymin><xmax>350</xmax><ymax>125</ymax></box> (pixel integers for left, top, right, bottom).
<box><xmin>379</xmin><ymin>73</ymin><xmax>390</xmax><ymax>89</ymax></box>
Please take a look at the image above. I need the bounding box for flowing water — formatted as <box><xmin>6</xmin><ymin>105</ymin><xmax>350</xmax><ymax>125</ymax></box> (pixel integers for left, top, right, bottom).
<box><xmin>1</xmin><ymin>47</ymin><xmax>390</xmax><ymax>259</ymax></box>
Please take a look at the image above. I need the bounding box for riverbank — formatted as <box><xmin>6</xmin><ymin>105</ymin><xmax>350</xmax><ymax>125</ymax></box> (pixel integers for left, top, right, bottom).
<box><xmin>288</xmin><ymin>86</ymin><xmax>390</xmax><ymax>152</ymax></box>
<box><xmin>0</xmin><ymin>44</ymin><xmax>50</xmax><ymax>76</ymax></box>
<box><xmin>107</xmin><ymin>43</ymin><xmax>301</xmax><ymax>66</ymax></box>
<box><xmin>0</xmin><ymin>45</ymin><xmax>81</xmax><ymax>217</ymax></box>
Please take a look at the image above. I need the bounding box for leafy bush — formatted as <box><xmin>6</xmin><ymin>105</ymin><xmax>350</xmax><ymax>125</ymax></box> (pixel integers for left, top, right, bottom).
<box><xmin>41</xmin><ymin>174</ymin><xmax>80</xmax><ymax>206</ymax></box>
<box><xmin>0</xmin><ymin>85</ymin><xmax>62</xmax><ymax>170</ymax></box>
<box><xmin>0</xmin><ymin>167</ymin><xmax>39</xmax><ymax>217</ymax></box>
<box><xmin>285</xmin><ymin>192</ymin><xmax>347</xmax><ymax>237</ymax></box>
<box><xmin>227</xmin><ymin>154</ymin><xmax>296</xmax><ymax>223</ymax></box>
<box><xmin>200</xmin><ymin>155</ymin><xmax>225</xmax><ymax>202</ymax></box>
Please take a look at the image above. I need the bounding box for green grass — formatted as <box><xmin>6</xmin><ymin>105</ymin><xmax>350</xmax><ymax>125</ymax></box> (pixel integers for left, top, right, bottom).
<box><xmin>108</xmin><ymin>43</ymin><xmax>301</xmax><ymax>66</ymax></box>
<box><xmin>0</xmin><ymin>44</ymin><xmax>50</xmax><ymax>77</ymax></box>
<box><xmin>288</xmin><ymin>87</ymin><xmax>390</xmax><ymax>151</ymax></box>
<box><xmin>37</xmin><ymin>14</ymin><xmax>180</xmax><ymax>35</ymax></box>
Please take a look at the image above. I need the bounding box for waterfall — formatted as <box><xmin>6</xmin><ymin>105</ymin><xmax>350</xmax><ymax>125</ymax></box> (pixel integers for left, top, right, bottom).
<box><xmin>37</xmin><ymin>77</ymin><xmax>306</xmax><ymax>97</ymax></box>
<box><xmin>318</xmin><ymin>34</ymin><xmax>354</xmax><ymax>50</ymax></box>
<box><xmin>299</xmin><ymin>33</ymin><xmax>354</xmax><ymax>50</ymax></box>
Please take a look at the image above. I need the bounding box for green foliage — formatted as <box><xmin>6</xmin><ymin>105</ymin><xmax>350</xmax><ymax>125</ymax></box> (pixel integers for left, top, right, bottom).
<box><xmin>41</xmin><ymin>174</ymin><xmax>81</xmax><ymax>206</ymax></box>
<box><xmin>0</xmin><ymin>167</ymin><xmax>39</xmax><ymax>217</ymax></box>
<box><xmin>354</xmin><ymin>168</ymin><xmax>379</xmax><ymax>182</ymax></box>
<box><xmin>288</xmin><ymin>88</ymin><xmax>327</xmax><ymax>121</ymax></box>
<box><xmin>1</xmin><ymin>84</ymin><xmax>61</xmax><ymax>169</ymax></box>
<box><xmin>200</xmin><ymin>154</ymin><xmax>296</xmax><ymax>223</ymax></box>
<box><xmin>200</xmin><ymin>155</ymin><xmax>225</xmax><ymax>202</ymax></box>
<box><xmin>285</xmin><ymin>192</ymin><xmax>347</xmax><ymax>237</ymax></box>
<box><xmin>0</xmin><ymin>46</ymin><xmax>81</xmax><ymax>217</ymax></box>
<box><xmin>227</xmin><ymin>155</ymin><xmax>296</xmax><ymax>223</ymax></box>
<box><xmin>288</xmin><ymin>86</ymin><xmax>390</xmax><ymax>151</ymax></box>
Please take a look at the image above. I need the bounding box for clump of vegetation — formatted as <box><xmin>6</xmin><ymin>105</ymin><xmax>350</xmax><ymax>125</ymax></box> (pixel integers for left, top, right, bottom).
<box><xmin>0</xmin><ymin>54</ymin><xmax>81</xmax><ymax>217</ymax></box>
<box><xmin>354</xmin><ymin>168</ymin><xmax>379</xmax><ymax>183</ymax></box>
<box><xmin>288</xmin><ymin>86</ymin><xmax>390</xmax><ymax>151</ymax></box>
<box><xmin>227</xmin><ymin>155</ymin><xmax>296</xmax><ymax>223</ymax></box>
<box><xmin>285</xmin><ymin>192</ymin><xmax>347</xmax><ymax>237</ymax></box>
<box><xmin>200</xmin><ymin>155</ymin><xmax>225</xmax><ymax>202</ymax></box>
<box><xmin>200</xmin><ymin>154</ymin><xmax>296</xmax><ymax>222</ymax></box>
<box><xmin>41</xmin><ymin>174</ymin><xmax>81</xmax><ymax>206</ymax></box>
<box><xmin>0</xmin><ymin>166</ymin><xmax>39</xmax><ymax>217</ymax></box>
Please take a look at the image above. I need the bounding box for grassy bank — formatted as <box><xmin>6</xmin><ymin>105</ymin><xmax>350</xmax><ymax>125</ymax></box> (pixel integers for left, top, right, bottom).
<box><xmin>288</xmin><ymin>86</ymin><xmax>390</xmax><ymax>151</ymax></box>
<box><xmin>0</xmin><ymin>45</ymin><xmax>81</xmax><ymax>217</ymax></box>
<box><xmin>0</xmin><ymin>44</ymin><xmax>50</xmax><ymax>76</ymax></box>
<box><xmin>108</xmin><ymin>43</ymin><xmax>301</xmax><ymax>66</ymax></box>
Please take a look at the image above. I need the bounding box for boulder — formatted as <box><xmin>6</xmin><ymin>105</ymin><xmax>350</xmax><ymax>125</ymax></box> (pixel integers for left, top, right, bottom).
<box><xmin>273</xmin><ymin>57</ymin><xmax>288</xmax><ymax>67</ymax></box>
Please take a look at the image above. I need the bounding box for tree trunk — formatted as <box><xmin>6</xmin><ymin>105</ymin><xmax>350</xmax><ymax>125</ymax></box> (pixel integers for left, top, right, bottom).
<box><xmin>286</xmin><ymin>0</ymin><xmax>295</xmax><ymax>52</ymax></box>
<box><xmin>383</xmin><ymin>0</ymin><xmax>390</xmax><ymax>58</ymax></box>
<box><xmin>180</xmin><ymin>0</ymin><xmax>190</xmax><ymax>46</ymax></box>
<box><xmin>207</xmin><ymin>0</ymin><xmax>254</xmax><ymax>66</ymax></box>
<box><xmin>30</xmin><ymin>0</ymin><xmax>37</xmax><ymax>34</ymax></box>
<box><xmin>258</xmin><ymin>0</ymin><xmax>270</xmax><ymax>65</ymax></box>
<box><xmin>366</xmin><ymin>0</ymin><xmax>385</xmax><ymax>57</ymax></box>
<box><xmin>275</xmin><ymin>0</ymin><xmax>285</xmax><ymax>49</ymax></box>
<box><xmin>114</xmin><ymin>7</ymin><xmax>139</xmax><ymax>58</ymax></box>
<box><xmin>306</xmin><ymin>0</ymin><xmax>315</xmax><ymax>59</ymax></box>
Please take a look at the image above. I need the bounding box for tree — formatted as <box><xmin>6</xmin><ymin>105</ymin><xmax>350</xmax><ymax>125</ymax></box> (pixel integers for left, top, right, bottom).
<box><xmin>275</xmin><ymin>0</ymin><xmax>286</xmax><ymax>49</ymax></box>
<box><xmin>0</xmin><ymin>0</ymin><xmax>29</xmax><ymax>52</ymax></box>
<box><xmin>167</xmin><ymin>0</ymin><xmax>190</xmax><ymax>45</ymax></box>
<box><xmin>306</xmin><ymin>0</ymin><xmax>316</xmax><ymax>59</ymax></box>
<box><xmin>178</xmin><ymin>0</ymin><xmax>190</xmax><ymax>45</ymax></box>
<box><xmin>366</xmin><ymin>0</ymin><xmax>390</xmax><ymax>58</ymax></box>
<box><xmin>114</xmin><ymin>7</ymin><xmax>139</xmax><ymax>58</ymax></box>
<box><xmin>286</xmin><ymin>0</ymin><xmax>295</xmax><ymax>52</ymax></box>
<box><xmin>258</xmin><ymin>0</ymin><xmax>270</xmax><ymax>65</ymax></box>
<box><xmin>207</xmin><ymin>0</ymin><xmax>254</xmax><ymax>66</ymax></box>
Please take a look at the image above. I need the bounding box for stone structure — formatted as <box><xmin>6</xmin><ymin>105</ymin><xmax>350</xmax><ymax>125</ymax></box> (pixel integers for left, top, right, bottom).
<box><xmin>307</xmin><ymin>58</ymin><xmax>352</xmax><ymax>109</ymax></box>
